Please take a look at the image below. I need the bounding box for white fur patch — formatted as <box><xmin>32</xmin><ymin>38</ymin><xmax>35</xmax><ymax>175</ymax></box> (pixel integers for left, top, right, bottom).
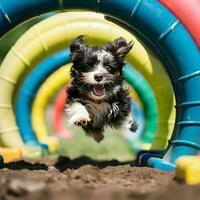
<box><xmin>65</xmin><ymin>102</ymin><xmax>91</xmax><ymax>125</ymax></box>
<box><xmin>113</xmin><ymin>85</ymin><xmax>121</xmax><ymax>94</ymax></box>
<box><xmin>108</xmin><ymin>103</ymin><xmax>119</xmax><ymax>119</ymax></box>
<box><xmin>97</xmin><ymin>50</ymin><xmax>112</xmax><ymax>66</ymax></box>
<box><xmin>121</xmin><ymin>112</ymin><xmax>134</xmax><ymax>133</ymax></box>
<box><xmin>82</xmin><ymin>50</ymin><xmax>112</xmax><ymax>85</ymax></box>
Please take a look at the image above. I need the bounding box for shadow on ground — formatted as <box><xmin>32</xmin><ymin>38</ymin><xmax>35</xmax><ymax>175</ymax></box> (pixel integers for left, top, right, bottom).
<box><xmin>2</xmin><ymin>156</ymin><xmax>136</xmax><ymax>171</ymax></box>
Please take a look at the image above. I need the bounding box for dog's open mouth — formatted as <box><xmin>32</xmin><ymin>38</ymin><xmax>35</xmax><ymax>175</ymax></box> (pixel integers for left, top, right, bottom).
<box><xmin>93</xmin><ymin>84</ymin><xmax>105</xmax><ymax>96</ymax></box>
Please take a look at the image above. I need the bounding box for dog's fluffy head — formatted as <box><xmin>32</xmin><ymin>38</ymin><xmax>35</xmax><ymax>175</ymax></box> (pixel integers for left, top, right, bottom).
<box><xmin>70</xmin><ymin>35</ymin><xmax>133</xmax><ymax>100</ymax></box>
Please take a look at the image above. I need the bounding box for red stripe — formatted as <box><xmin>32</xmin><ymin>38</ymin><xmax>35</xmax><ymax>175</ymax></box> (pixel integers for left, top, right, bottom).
<box><xmin>159</xmin><ymin>0</ymin><xmax>200</xmax><ymax>49</ymax></box>
<box><xmin>53</xmin><ymin>89</ymin><xmax>66</xmax><ymax>133</ymax></box>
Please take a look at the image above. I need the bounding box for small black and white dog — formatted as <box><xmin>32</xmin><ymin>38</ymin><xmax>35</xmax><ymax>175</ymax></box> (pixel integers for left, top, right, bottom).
<box><xmin>66</xmin><ymin>35</ymin><xmax>137</xmax><ymax>142</ymax></box>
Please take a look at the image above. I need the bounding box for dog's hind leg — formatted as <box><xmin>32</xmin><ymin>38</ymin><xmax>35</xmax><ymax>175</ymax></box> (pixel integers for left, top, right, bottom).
<box><xmin>121</xmin><ymin>112</ymin><xmax>138</xmax><ymax>134</ymax></box>
<box><xmin>83</xmin><ymin>127</ymin><xmax>104</xmax><ymax>143</ymax></box>
<box><xmin>65</xmin><ymin>102</ymin><xmax>91</xmax><ymax>126</ymax></box>
<box><xmin>92</xmin><ymin>131</ymin><xmax>104</xmax><ymax>143</ymax></box>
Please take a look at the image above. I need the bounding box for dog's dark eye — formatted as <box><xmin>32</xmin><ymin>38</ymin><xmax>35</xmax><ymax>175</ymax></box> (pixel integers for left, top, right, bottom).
<box><xmin>80</xmin><ymin>64</ymin><xmax>92</xmax><ymax>72</ymax></box>
<box><xmin>105</xmin><ymin>65</ymin><xmax>117</xmax><ymax>73</ymax></box>
<box><xmin>84</xmin><ymin>56</ymin><xmax>97</xmax><ymax>65</ymax></box>
<box><xmin>103</xmin><ymin>59</ymin><xmax>120</xmax><ymax>73</ymax></box>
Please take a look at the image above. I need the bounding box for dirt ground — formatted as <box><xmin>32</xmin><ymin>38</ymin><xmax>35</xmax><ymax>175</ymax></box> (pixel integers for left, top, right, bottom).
<box><xmin>0</xmin><ymin>156</ymin><xmax>200</xmax><ymax>200</ymax></box>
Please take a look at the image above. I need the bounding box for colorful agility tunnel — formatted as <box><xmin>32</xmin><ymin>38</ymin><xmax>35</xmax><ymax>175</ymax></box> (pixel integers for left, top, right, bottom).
<box><xmin>15</xmin><ymin>50</ymin><xmax>71</xmax><ymax>152</ymax></box>
<box><xmin>123</xmin><ymin>65</ymin><xmax>157</xmax><ymax>150</ymax></box>
<box><xmin>0</xmin><ymin>7</ymin><xmax>178</xmax><ymax>164</ymax></box>
<box><xmin>31</xmin><ymin>65</ymin><xmax>71</xmax><ymax>153</ymax></box>
<box><xmin>9</xmin><ymin>12</ymin><xmax>174</xmax><ymax>154</ymax></box>
<box><xmin>1</xmin><ymin>12</ymin><xmax>174</xmax><ymax>154</ymax></box>
<box><xmin>0</xmin><ymin>1</ymin><xmax>199</xmax><ymax>170</ymax></box>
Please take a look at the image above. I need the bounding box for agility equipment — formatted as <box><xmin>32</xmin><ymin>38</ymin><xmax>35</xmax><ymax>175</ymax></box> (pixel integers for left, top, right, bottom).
<box><xmin>0</xmin><ymin>155</ymin><xmax>3</xmax><ymax>167</ymax></box>
<box><xmin>0</xmin><ymin>1</ymin><xmax>199</xmax><ymax>170</ymax></box>
<box><xmin>31</xmin><ymin>65</ymin><xmax>71</xmax><ymax>152</ymax></box>
<box><xmin>176</xmin><ymin>156</ymin><xmax>200</xmax><ymax>185</ymax></box>
<box><xmin>159</xmin><ymin>0</ymin><xmax>200</xmax><ymax>49</ymax></box>
<box><xmin>15</xmin><ymin>50</ymin><xmax>70</xmax><ymax>151</ymax></box>
<box><xmin>123</xmin><ymin>65</ymin><xmax>157</xmax><ymax>150</ymax></box>
<box><xmin>31</xmin><ymin>66</ymin><xmax>69</xmax><ymax>144</ymax></box>
<box><xmin>2</xmin><ymin>12</ymin><xmax>173</xmax><ymax>155</ymax></box>
<box><xmin>0</xmin><ymin>148</ymin><xmax>22</xmax><ymax>163</ymax></box>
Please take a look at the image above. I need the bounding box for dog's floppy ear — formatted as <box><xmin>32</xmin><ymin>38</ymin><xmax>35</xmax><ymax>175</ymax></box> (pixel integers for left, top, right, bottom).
<box><xmin>104</xmin><ymin>37</ymin><xmax>133</xmax><ymax>60</ymax></box>
<box><xmin>70</xmin><ymin>35</ymin><xmax>88</xmax><ymax>63</ymax></box>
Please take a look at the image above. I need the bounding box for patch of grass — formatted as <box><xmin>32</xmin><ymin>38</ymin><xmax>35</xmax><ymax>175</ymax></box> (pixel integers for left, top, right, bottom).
<box><xmin>54</xmin><ymin>126</ymin><xmax>135</xmax><ymax>162</ymax></box>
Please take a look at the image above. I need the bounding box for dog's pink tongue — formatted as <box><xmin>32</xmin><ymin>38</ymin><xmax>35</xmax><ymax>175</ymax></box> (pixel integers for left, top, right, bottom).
<box><xmin>93</xmin><ymin>85</ymin><xmax>105</xmax><ymax>96</ymax></box>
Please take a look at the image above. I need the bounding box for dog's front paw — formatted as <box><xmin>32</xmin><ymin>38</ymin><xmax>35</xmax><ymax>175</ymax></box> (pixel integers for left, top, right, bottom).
<box><xmin>70</xmin><ymin>113</ymin><xmax>91</xmax><ymax>127</ymax></box>
<box><xmin>70</xmin><ymin>110</ymin><xmax>91</xmax><ymax>127</ymax></box>
<box><xmin>74</xmin><ymin>117</ymin><xmax>91</xmax><ymax>127</ymax></box>
<box><xmin>66</xmin><ymin>102</ymin><xmax>91</xmax><ymax>127</ymax></box>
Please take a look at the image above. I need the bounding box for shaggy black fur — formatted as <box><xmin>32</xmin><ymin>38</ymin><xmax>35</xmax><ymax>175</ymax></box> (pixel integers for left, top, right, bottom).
<box><xmin>66</xmin><ymin>35</ymin><xmax>137</xmax><ymax>142</ymax></box>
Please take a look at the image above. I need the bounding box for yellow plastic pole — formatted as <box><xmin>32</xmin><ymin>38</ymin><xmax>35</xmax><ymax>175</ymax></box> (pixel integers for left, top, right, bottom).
<box><xmin>31</xmin><ymin>65</ymin><xmax>71</xmax><ymax>152</ymax></box>
<box><xmin>0</xmin><ymin>148</ymin><xmax>22</xmax><ymax>163</ymax></box>
<box><xmin>176</xmin><ymin>156</ymin><xmax>200</xmax><ymax>185</ymax></box>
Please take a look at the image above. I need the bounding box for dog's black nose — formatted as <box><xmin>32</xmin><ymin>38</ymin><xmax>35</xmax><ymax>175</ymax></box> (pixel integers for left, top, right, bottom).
<box><xmin>94</xmin><ymin>74</ymin><xmax>103</xmax><ymax>82</ymax></box>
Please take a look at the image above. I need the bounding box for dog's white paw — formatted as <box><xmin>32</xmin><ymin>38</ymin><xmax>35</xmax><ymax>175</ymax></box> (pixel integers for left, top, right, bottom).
<box><xmin>71</xmin><ymin>114</ymin><xmax>91</xmax><ymax>127</ymax></box>
<box><xmin>66</xmin><ymin>102</ymin><xmax>91</xmax><ymax>126</ymax></box>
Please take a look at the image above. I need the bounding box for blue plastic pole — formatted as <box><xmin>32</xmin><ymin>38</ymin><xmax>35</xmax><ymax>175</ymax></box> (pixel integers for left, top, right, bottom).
<box><xmin>15</xmin><ymin>50</ymin><xmax>70</xmax><ymax>149</ymax></box>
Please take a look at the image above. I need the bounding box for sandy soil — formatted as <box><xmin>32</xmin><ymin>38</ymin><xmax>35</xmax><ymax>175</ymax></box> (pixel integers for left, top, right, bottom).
<box><xmin>0</xmin><ymin>156</ymin><xmax>200</xmax><ymax>200</ymax></box>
